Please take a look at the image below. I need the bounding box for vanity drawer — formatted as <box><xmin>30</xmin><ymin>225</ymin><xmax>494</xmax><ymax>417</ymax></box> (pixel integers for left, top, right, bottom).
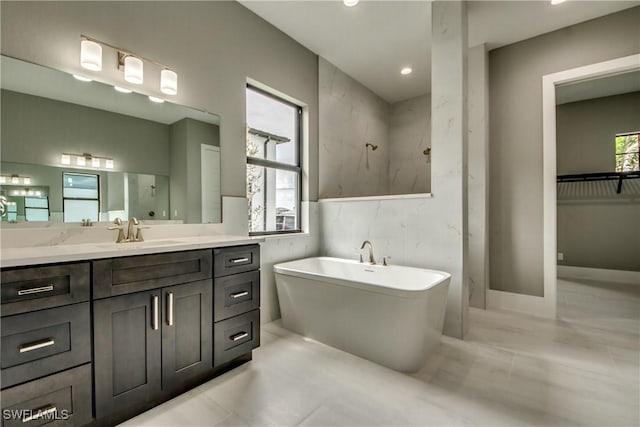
<box><xmin>213</xmin><ymin>245</ymin><xmax>260</xmax><ymax>278</ymax></box>
<box><xmin>93</xmin><ymin>249</ymin><xmax>212</xmax><ymax>298</ymax></box>
<box><xmin>1</xmin><ymin>303</ymin><xmax>91</xmax><ymax>389</ymax></box>
<box><xmin>214</xmin><ymin>309</ymin><xmax>260</xmax><ymax>367</ymax></box>
<box><xmin>214</xmin><ymin>271</ymin><xmax>260</xmax><ymax>322</ymax></box>
<box><xmin>0</xmin><ymin>263</ymin><xmax>90</xmax><ymax>317</ymax></box>
<box><xmin>0</xmin><ymin>363</ymin><xmax>92</xmax><ymax>427</ymax></box>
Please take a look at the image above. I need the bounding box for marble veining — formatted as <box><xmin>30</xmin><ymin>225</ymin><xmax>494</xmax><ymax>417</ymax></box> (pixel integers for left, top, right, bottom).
<box><xmin>389</xmin><ymin>93</ymin><xmax>431</xmax><ymax>195</ymax></box>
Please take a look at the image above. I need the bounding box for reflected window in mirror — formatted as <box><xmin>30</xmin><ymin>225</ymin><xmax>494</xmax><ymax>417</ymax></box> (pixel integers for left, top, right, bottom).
<box><xmin>246</xmin><ymin>85</ymin><xmax>302</xmax><ymax>235</ymax></box>
<box><xmin>63</xmin><ymin>172</ymin><xmax>99</xmax><ymax>223</ymax></box>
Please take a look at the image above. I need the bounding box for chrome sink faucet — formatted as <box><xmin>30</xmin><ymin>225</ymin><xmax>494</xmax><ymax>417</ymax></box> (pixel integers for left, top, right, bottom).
<box><xmin>360</xmin><ymin>240</ymin><xmax>376</xmax><ymax>265</ymax></box>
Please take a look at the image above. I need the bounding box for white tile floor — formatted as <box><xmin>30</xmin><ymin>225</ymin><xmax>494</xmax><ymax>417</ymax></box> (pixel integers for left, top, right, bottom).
<box><xmin>121</xmin><ymin>278</ymin><xmax>639</xmax><ymax>426</ymax></box>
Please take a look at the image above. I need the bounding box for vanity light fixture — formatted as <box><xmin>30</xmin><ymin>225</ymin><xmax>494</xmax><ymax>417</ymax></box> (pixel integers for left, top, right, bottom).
<box><xmin>344</xmin><ymin>0</ymin><xmax>359</xmax><ymax>7</ymax></box>
<box><xmin>80</xmin><ymin>39</ymin><xmax>102</xmax><ymax>71</ymax></box>
<box><xmin>73</xmin><ymin>74</ymin><xmax>93</xmax><ymax>82</ymax></box>
<box><xmin>60</xmin><ymin>153</ymin><xmax>115</xmax><ymax>170</ymax></box>
<box><xmin>114</xmin><ymin>86</ymin><xmax>132</xmax><ymax>94</ymax></box>
<box><xmin>124</xmin><ymin>55</ymin><xmax>144</xmax><ymax>85</ymax></box>
<box><xmin>148</xmin><ymin>96</ymin><xmax>165</xmax><ymax>104</ymax></box>
<box><xmin>401</xmin><ymin>67</ymin><xmax>413</xmax><ymax>75</ymax></box>
<box><xmin>160</xmin><ymin>69</ymin><xmax>178</xmax><ymax>95</ymax></box>
<box><xmin>79</xmin><ymin>36</ymin><xmax>178</xmax><ymax>95</ymax></box>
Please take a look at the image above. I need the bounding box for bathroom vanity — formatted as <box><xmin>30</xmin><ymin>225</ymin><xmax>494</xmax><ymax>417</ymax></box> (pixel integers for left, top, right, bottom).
<box><xmin>0</xmin><ymin>238</ymin><xmax>261</xmax><ymax>426</ymax></box>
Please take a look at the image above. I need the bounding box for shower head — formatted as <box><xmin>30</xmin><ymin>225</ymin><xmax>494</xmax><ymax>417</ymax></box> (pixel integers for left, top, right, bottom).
<box><xmin>365</xmin><ymin>143</ymin><xmax>378</xmax><ymax>151</ymax></box>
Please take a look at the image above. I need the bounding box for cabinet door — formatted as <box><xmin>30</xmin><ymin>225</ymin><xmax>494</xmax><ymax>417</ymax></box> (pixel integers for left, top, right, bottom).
<box><xmin>161</xmin><ymin>280</ymin><xmax>213</xmax><ymax>390</ymax></box>
<box><xmin>93</xmin><ymin>291</ymin><xmax>162</xmax><ymax>418</ymax></box>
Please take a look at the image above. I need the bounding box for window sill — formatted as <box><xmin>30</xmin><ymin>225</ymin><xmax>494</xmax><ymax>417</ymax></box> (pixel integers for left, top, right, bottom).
<box><xmin>251</xmin><ymin>231</ymin><xmax>310</xmax><ymax>240</ymax></box>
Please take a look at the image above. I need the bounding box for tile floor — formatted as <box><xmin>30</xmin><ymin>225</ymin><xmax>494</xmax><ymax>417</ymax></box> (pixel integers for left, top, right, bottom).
<box><xmin>121</xmin><ymin>277</ymin><xmax>639</xmax><ymax>426</ymax></box>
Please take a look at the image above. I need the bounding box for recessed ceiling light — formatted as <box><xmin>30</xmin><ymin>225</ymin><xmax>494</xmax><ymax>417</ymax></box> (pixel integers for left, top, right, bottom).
<box><xmin>550</xmin><ymin>0</ymin><xmax>566</xmax><ymax>4</ymax></box>
<box><xmin>401</xmin><ymin>67</ymin><xmax>413</xmax><ymax>75</ymax></box>
<box><xmin>148</xmin><ymin>96</ymin><xmax>165</xmax><ymax>104</ymax></box>
<box><xmin>344</xmin><ymin>0</ymin><xmax>359</xmax><ymax>7</ymax></box>
<box><xmin>114</xmin><ymin>86</ymin><xmax>132</xmax><ymax>94</ymax></box>
<box><xmin>73</xmin><ymin>74</ymin><xmax>92</xmax><ymax>82</ymax></box>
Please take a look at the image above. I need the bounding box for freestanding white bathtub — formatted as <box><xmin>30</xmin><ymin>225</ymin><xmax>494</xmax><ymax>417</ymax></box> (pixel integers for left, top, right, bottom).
<box><xmin>274</xmin><ymin>257</ymin><xmax>450</xmax><ymax>372</ymax></box>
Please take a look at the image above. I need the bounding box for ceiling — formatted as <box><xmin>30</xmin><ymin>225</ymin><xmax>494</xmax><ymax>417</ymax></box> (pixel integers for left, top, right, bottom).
<box><xmin>240</xmin><ymin>0</ymin><xmax>640</xmax><ymax>103</ymax></box>
<box><xmin>556</xmin><ymin>70</ymin><xmax>640</xmax><ymax>105</ymax></box>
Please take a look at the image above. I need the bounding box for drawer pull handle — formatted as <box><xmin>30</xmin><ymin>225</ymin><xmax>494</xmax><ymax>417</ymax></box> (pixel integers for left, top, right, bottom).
<box><xmin>230</xmin><ymin>257</ymin><xmax>249</xmax><ymax>264</ymax></box>
<box><xmin>19</xmin><ymin>338</ymin><xmax>55</xmax><ymax>353</ymax></box>
<box><xmin>231</xmin><ymin>291</ymin><xmax>249</xmax><ymax>299</ymax></box>
<box><xmin>231</xmin><ymin>332</ymin><xmax>249</xmax><ymax>341</ymax></box>
<box><xmin>152</xmin><ymin>295</ymin><xmax>159</xmax><ymax>330</ymax></box>
<box><xmin>167</xmin><ymin>292</ymin><xmax>174</xmax><ymax>326</ymax></box>
<box><xmin>17</xmin><ymin>285</ymin><xmax>54</xmax><ymax>296</ymax></box>
<box><xmin>22</xmin><ymin>405</ymin><xmax>57</xmax><ymax>423</ymax></box>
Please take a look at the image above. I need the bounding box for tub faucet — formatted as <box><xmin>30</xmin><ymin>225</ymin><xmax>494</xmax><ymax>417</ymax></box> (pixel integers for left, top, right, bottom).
<box><xmin>360</xmin><ymin>240</ymin><xmax>376</xmax><ymax>265</ymax></box>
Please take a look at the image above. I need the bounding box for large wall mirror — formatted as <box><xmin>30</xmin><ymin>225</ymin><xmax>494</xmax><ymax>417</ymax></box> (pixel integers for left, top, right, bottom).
<box><xmin>0</xmin><ymin>55</ymin><xmax>221</xmax><ymax>225</ymax></box>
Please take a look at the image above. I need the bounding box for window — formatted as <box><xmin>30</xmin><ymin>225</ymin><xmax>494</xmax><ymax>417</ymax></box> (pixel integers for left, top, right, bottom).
<box><xmin>615</xmin><ymin>132</ymin><xmax>639</xmax><ymax>172</ymax></box>
<box><xmin>63</xmin><ymin>172</ymin><xmax>100</xmax><ymax>222</ymax></box>
<box><xmin>25</xmin><ymin>196</ymin><xmax>49</xmax><ymax>221</ymax></box>
<box><xmin>246</xmin><ymin>85</ymin><xmax>302</xmax><ymax>235</ymax></box>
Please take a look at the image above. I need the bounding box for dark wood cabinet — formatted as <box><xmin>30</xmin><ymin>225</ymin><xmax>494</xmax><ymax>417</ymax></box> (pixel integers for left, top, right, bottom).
<box><xmin>2</xmin><ymin>243</ymin><xmax>260</xmax><ymax>427</ymax></box>
<box><xmin>93</xmin><ymin>279</ymin><xmax>212</xmax><ymax>418</ymax></box>
<box><xmin>93</xmin><ymin>290</ymin><xmax>162</xmax><ymax>418</ymax></box>
<box><xmin>161</xmin><ymin>281</ymin><xmax>213</xmax><ymax>390</ymax></box>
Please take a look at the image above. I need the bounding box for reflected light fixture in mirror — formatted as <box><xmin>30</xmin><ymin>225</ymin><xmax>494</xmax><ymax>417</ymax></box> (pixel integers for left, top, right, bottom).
<box><xmin>80</xmin><ymin>39</ymin><xmax>102</xmax><ymax>71</ymax></box>
<box><xmin>149</xmin><ymin>96</ymin><xmax>165</xmax><ymax>103</ymax></box>
<box><xmin>0</xmin><ymin>175</ymin><xmax>32</xmax><ymax>185</ymax></box>
<box><xmin>344</xmin><ymin>0</ymin><xmax>359</xmax><ymax>6</ymax></box>
<box><xmin>114</xmin><ymin>86</ymin><xmax>132</xmax><ymax>93</ymax></box>
<box><xmin>60</xmin><ymin>153</ymin><xmax>114</xmax><ymax>170</ymax></box>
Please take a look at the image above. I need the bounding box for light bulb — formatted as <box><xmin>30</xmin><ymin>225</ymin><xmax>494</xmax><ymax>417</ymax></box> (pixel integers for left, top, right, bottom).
<box><xmin>0</xmin><ymin>176</ymin><xmax>6</xmax><ymax>184</ymax></box>
<box><xmin>401</xmin><ymin>67</ymin><xmax>412</xmax><ymax>75</ymax></box>
<box><xmin>61</xmin><ymin>154</ymin><xmax>71</xmax><ymax>165</ymax></box>
<box><xmin>148</xmin><ymin>96</ymin><xmax>165</xmax><ymax>104</ymax></box>
<box><xmin>105</xmin><ymin>159</ymin><xmax>114</xmax><ymax>169</ymax></box>
<box><xmin>114</xmin><ymin>86</ymin><xmax>132</xmax><ymax>94</ymax></box>
<box><xmin>11</xmin><ymin>176</ymin><xmax>19</xmax><ymax>184</ymax></box>
<box><xmin>124</xmin><ymin>56</ymin><xmax>143</xmax><ymax>84</ymax></box>
<box><xmin>80</xmin><ymin>40</ymin><xmax>102</xmax><ymax>71</ymax></box>
<box><xmin>23</xmin><ymin>177</ymin><xmax>31</xmax><ymax>185</ymax></box>
<box><xmin>160</xmin><ymin>69</ymin><xmax>178</xmax><ymax>95</ymax></box>
<box><xmin>344</xmin><ymin>0</ymin><xmax>359</xmax><ymax>6</ymax></box>
<box><xmin>551</xmin><ymin>0</ymin><xmax>566</xmax><ymax>4</ymax></box>
<box><xmin>92</xmin><ymin>157</ymin><xmax>101</xmax><ymax>168</ymax></box>
<box><xmin>76</xmin><ymin>156</ymin><xmax>86</xmax><ymax>167</ymax></box>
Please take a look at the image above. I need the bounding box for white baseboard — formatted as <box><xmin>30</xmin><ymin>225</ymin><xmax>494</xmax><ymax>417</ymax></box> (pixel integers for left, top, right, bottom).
<box><xmin>558</xmin><ymin>265</ymin><xmax>640</xmax><ymax>285</ymax></box>
<box><xmin>486</xmin><ymin>289</ymin><xmax>555</xmax><ymax>318</ymax></box>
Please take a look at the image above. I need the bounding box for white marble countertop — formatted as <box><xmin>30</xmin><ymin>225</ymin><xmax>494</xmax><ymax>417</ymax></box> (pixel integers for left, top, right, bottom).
<box><xmin>1</xmin><ymin>235</ymin><xmax>264</xmax><ymax>268</ymax></box>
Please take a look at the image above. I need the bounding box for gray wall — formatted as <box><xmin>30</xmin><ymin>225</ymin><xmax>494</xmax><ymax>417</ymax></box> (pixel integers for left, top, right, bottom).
<box><xmin>319</xmin><ymin>58</ymin><xmax>433</xmax><ymax>198</ymax></box>
<box><xmin>489</xmin><ymin>7</ymin><xmax>640</xmax><ymax>296</ymax></box>
<box><xmin>0</xmin><ymin>1</ymin><xmax>319</xmax><ymax>200</ymax></box>
<box><xmin>319</xmin><ymin>58</ymin><xmax>390</xmax><ymax>198</ymax></box>
<box><xmin>1</xmin><ymin>89</ymin><xmax>170</xmax><ymax>176</ymax></box>
<box><xmin>557</xmin><ymin>92</ymin><xmax>640</xmax><ymax>174</ymax></box>
<box><xmin>557</xmin><ymin>92</ymin><xmax>640</xmax><ymax>272</ymax></box>
<box><xmin>389</xmin><ymin>94</ymin><xmax>431</xmax><ymax>194</ymax></box>
<box><xmin>169</xmin><ymin>118</ymin><xmax>219</xmax><ymax>223</ymax></box>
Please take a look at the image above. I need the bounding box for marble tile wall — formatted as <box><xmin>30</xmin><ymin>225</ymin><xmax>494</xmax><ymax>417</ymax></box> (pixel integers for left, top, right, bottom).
<box><xmin>389</xmin><ymin>94</ymin><xmax>431</xmax><ymax>194</ymax></box>
<box><xmin>319</xmin><ymin>58</ymin><xmax>390</xmax><ymax>198</ymax></box>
